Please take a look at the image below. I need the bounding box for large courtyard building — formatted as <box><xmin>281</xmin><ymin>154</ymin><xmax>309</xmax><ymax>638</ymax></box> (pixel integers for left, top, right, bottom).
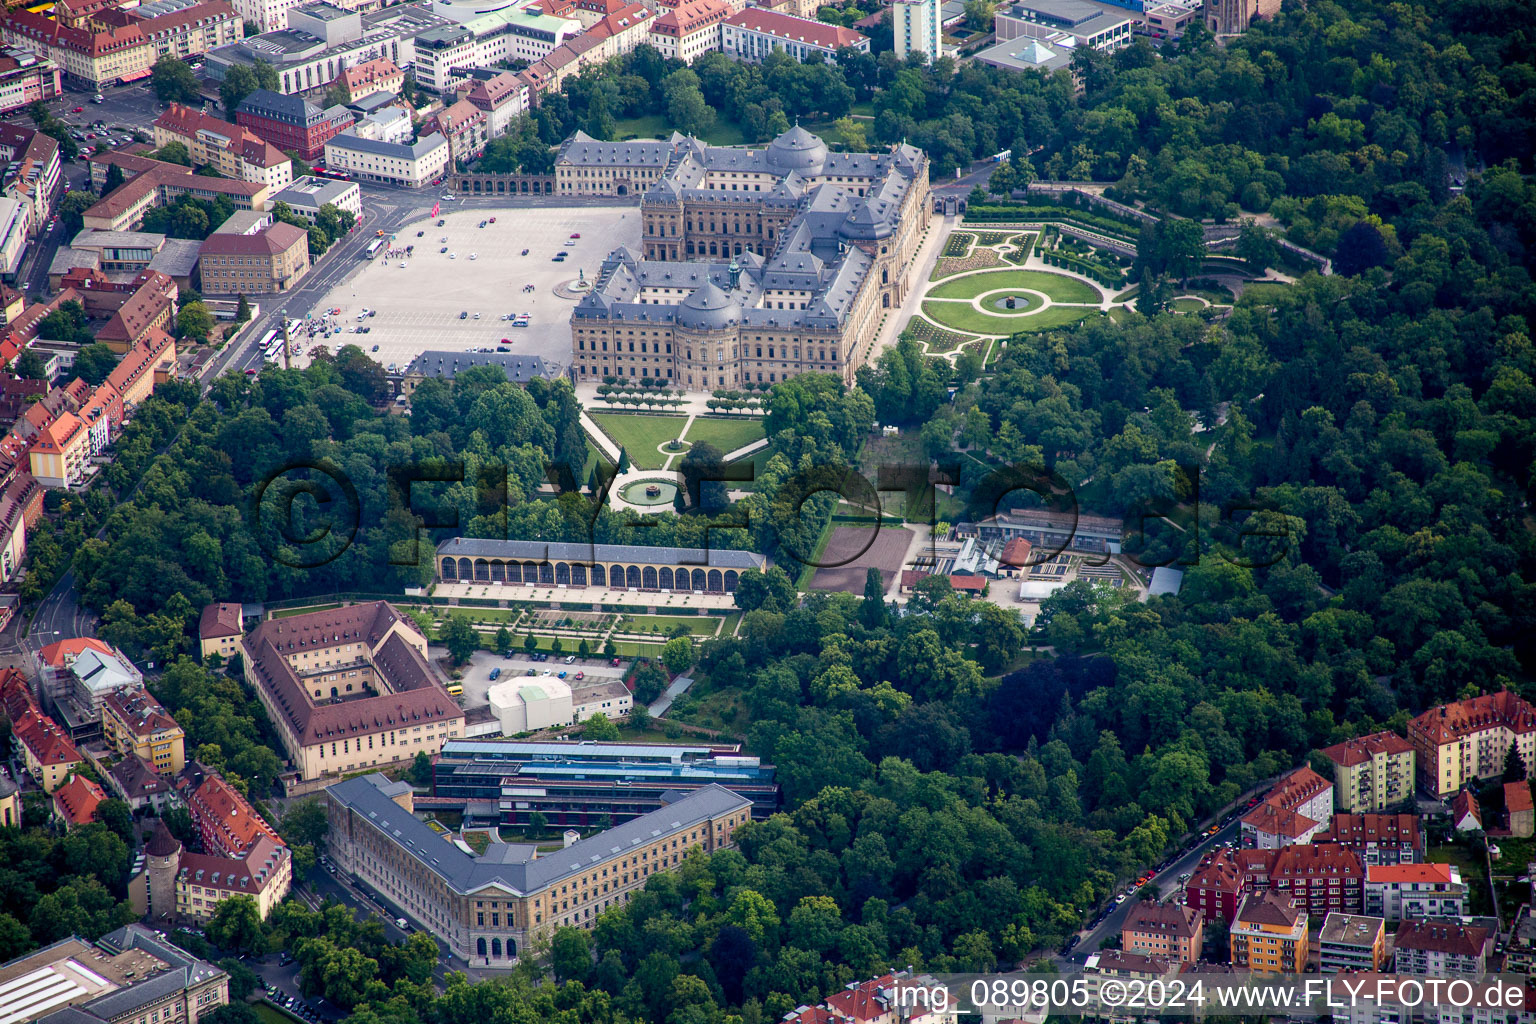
<box><xmin>561</xmin><ymin>127</ymin><xmax>929</xmax><ymax>391</ymax></box>
<box><xmin>436</xmin><ymin>537</ymin><xmax>766</xmax><ymax>593</ymax></box>
<box><xmin>326</xmin><ymin>772</ymin><xmax>752</xmax><ymax>963</ymax></box>
<box><xmin>242</xmin><ymin>600</ymin><xmax>465</xmax><ymax>780</ymax></box>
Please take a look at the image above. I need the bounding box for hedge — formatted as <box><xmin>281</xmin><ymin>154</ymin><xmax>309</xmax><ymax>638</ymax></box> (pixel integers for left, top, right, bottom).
<box><xmin>1042</xmin><ymin>250</ymin><xmax>1126</xmax><ymax>287</ymax></box>
<box><xmin>965</xmin><ymin>203</ymin><xmax>1141</xmax><ymax>240</ymax></box>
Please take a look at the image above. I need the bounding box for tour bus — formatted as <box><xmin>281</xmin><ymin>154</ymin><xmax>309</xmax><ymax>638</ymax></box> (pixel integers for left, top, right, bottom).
<box><xmin>364</xmin><ymin>238</ymin><xmax>384</xmax><ymax>259</ymax></box>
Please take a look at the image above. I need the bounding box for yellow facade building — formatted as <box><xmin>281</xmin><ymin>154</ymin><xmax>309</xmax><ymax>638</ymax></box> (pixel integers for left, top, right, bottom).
<box><xmin>1231</xmin><ymin>892</ymin><xmax>1307</xmax><ymax>975</ymax></box>
<box><xmin>101</xmin><ymin>687</ymin><xmax>186</xmax><ymax>774</ymax></box>
<box><xmin>1320</xmin><ymin>731</ymin><xmax>1416</xmax><ymax>812</ymax></box>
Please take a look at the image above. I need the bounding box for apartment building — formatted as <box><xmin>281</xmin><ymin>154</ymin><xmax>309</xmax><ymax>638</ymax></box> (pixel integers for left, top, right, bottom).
<box><xmin>720</xmin><ymin>8</ymin><xmax>868</xmax><ymax>62</ymax></box>
<box><xmin>0</xmin><ymin>121</ymin><xmax>61</xmax><ymax>236</ymax></box>
<box><xmin>1081</xmin><ymin>951</ymin><xmax>1182</xmax><ymax>1022</ymax></box>
<box><xmin>1314</xmin><ymin>813</ymin><xmax>1423</xmax><ymax>865</ymax></box>
<box><xmin>108</xmin><ymin>754</ymin><xmax>180</xmax><ymax>813</ymax></box>
<box><xmin>1408</xmin><ymin>691</ymin><xmax>1536</xmax><ymax>798</ymax></box>
<box><xmin>1240</xmin><ymin>765</ymin><xmax>1334</xmax><ymax>849</ymax></box>
<box><xmin>1266</xmin><ymin>842</ymin><xmax>1366</xmax><ymax>917</ymax></box>
<box><xmin>1317</xmin><ymin>912</ymin><xmax>1385</xmax><ymax>974</ymax></box>
<box><xmin>243</xmin><ymin>601</ymin><xmax>464</xmax><ymax>780</ymax></box>
<box><xmin>648</xmin><ymin>0</ymin><xmax>729</xmax><ymax>62</ymax></box>
<box><xmin>323</xmin><ymin>130</ymin><xmax>450</xmax><ymax>188</ymax></box>
<box><xmin>1120</xmin><ymin>901</ymin><xmax>1202</xmax><ymax>963</ymax></box>
<box><xmin>184</xmin><ymin>768</ymin><xmax>282</xmax><ymax>858</ymax></box>
<box><xmin>1392</xmin><ymin>919</ymin><xmax>1491</xmax><ymax>977</ymax></box>
<box><xmin>174</xmin><ymin>836</ymin><xmax>291</xmax><ymax>922</ymax></box>
<box><xmin>0</xmin><ymin>47</ymin><xmax>63</xmax><ymax>114</ymax></box>
<box><xmin>1321</xmin><ymin>731</ymin><xmax>1416</xmax><ymax>812</ymax></box>
<box><xmin>236</xmin><ymin>89</ymin><xmax>355</xmax><ymax>160</ymax></box>
<box><xmin>2</xmin><ymin>1</ymin><xmax>239</xmax><ymax>87</ymax></box>
<box><xmin>153</xmin><ymin>104</ymin><xmax>293</xmax><ymax>191</ymax></box>
<box><xmin>101</xmin><ymin>686</ymin><xmax>186</xmax><ymax>774</ymax></box>
<box><xmin>197</xmin><ymin>220</ymin><xmax>310</xmax><ymax>294</ymax></box>
<box><xmin>1230</xmin><ymin>892</ymin><xmax>1306</xmax><ymax>974</ymax></box>
<box><xmin>1184</xmin><ymin>847</ymin><xmax>1247</xmax><ymax>924</ymax></box>
<box><xmin>327</xmin><ymin>773</ymin><xmax>752</xmax><ymax>962</ymax></box>
<box><xmin>1364</xmin><ymin>863</ymin><xmax>1467</xmax><ymax>921</ymax></box>
<box><xmin>333</xmin><ymin>55</ymin><xmax>401</xmax><ymax>100</ymax></box>
<box><xmin>456</xmin><ymin>69</ymin><xmax>529</xmax><ymax>138</ymax></box>
<box><xmin>892</xmin><ymin>0</ymin><xmax>941</xmax><ymax>62</ymax></box>
<box><xmin>0</xmin><ymin>925</ymin><xmax>228</xmax><ymax>1024</ymax></box>
<box><xmin>426</xmin><ymin>98</ymin><xmax>488</xmax><ymax>163</ymax></box>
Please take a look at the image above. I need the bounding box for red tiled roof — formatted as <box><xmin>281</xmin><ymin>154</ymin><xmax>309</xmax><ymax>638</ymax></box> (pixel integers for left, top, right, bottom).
<box><xmin>243</xmin><ymin>602</ymin><xmax>462</xmax><ymax>747</ymax></box>
<box><xmin>1393</xmin><ymin>919</ymin><xmax>1489</xmax><ymax>958</ymax></box>
<box><xmin>1410</xmin><ymin>691</ymin><xmax>1536</xmax><ymax>745</ymax></box>
<box><xmin>102</xmin><ymin>687</ymin><xmax>180</xmax><ymax>738</ymax></box>
<box><xmin>190</xmin><ymin>774</ymin><xmax>280</xmax><ymax>854</ymax></box>
<box><xmin>155</xmin><ymin>103</ymin><xmax>288</xmax><ymax>171</ymax></box>
<box><xmin>1123</xmin><ymin>901</ymin><xmax>1201</xmax><ymax>940</ymax></box>
<box><xmin>200</xmin><ymin>601</ymin><xmax>244</xmax><ymax>639</ymax></box>
<box><xmin>1235</xmin><ymin>891</ymin><xmax>1302</xmax><ymax>928</ymax></box>
<box><xmin>1320</xmin><ymin>731</ymin><xmax>1413</xmax><ymax>768</ymax></box>
<box><xmin>653</xmin><ymin>0</ymin><xmax>729</xmax><ymax>34</ymax></box>
<box><xmin>1241</xmin><ymin>800</ymin><xmax>1321</xmax><ymax>839</ymax></box>
<box><xmin>724</xmin><ymin>7</ymin><xmax>867</xmax><ymax>48</ymax></box>
<box><xmin>177</xmin><ymin>835</ymin><xmax>288</xmax><ymax>895</ymax></box>
<box><xmin>825</xmin><ymin>975</ymin><xmax>897</xmax><ymax>1022</ymax></box>
<box><xmin>1271</xmin><ymin>842</ymin><xmax>1363</xmax><ymax>880</ymax></box>
<box><xmin>1316</xmin><ymin>813</ymin><xmax>1421</xmax><ymax>850</ymax></box>
<box><xmin>15</xmin><ymin>709</ymin><xmax>82</xmax><ymax>766</ymax></box>
<box><xmin>1365</xmin><ymin>863</ymin><xmax>1454</xmax><ymax>885</ymax></box>
<box><xmin>1508</xmin><ymin>780</ymin><xmax>1533</xmax><ymax>814</ymax></box>
<box><xmin>199</xmin><ymin>221</ymin><xmax>307</xmax><ymax>257</ymax></box>
<box><xmin>53</xmin><ymin>773</ymin><xmax>107</xmax><ymax>825</ymax></box>
<box><xmin>1453</xmin><ymin>790</ymin><xmax>1482</xmax><ymax>827</ymax></box>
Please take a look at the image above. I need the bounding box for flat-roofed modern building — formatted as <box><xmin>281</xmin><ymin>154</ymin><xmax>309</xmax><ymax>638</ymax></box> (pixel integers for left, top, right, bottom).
<box><xmin>994</xmin><ymin>0</ymin><xmax>1134</xmax><ymax>50</ymax></box>
<box><xmin>436</xmin><ymin>537</ymin><xmax>766</xmax><ymax>594</ymax></box>
<box><xmin>326</xmin><ymin>773</ymin><xmax>752</xmax><ymax>963</ymax></box>
<box><xmin>1317</xmin><ymin>912</ymin><xmax>1385</xmax><ymax>974</ymax></box>
<box><xmin>429</xmin><ymin>738</ymin><xmax>780</xmax><ymax>826</ymax></box>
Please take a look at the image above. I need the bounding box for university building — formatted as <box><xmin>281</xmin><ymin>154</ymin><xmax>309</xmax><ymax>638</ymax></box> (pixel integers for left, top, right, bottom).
<box><xmin>561</xmin><ymin>126</ymin><xmax>930</xmax><ymax>391</ymax></box>
<box><xmin>326</xmin><ymin>773</ymin><xmax>752</xmax><ymax>963</ymax></box>
<box><xmin>243</xmin><ymin>601</ymin><xmax>465</xmax><ymax>780</ymax></box>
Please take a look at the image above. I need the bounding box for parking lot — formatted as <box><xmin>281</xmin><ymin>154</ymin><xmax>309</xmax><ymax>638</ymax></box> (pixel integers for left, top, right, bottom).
<box><xmin>293</xmin><ymin>203</ymin><xmax>642</xmax><ymax>376</ymax></box>
<box><xmin>452</xmin><ymin>649</ymin><xmax>629</xmax><ymax>710</ymax></box>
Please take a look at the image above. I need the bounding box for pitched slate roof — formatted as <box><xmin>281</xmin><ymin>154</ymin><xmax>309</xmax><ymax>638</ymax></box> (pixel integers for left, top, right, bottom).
<box><xmin>328</xmin><ymin>773</ymin><xmax>749</xmax><ymax>895</ymax></box>
<box><xmin>437</xmin><ymin>537</ymin><xmax>766</xmax><ymax>570</ymax></box>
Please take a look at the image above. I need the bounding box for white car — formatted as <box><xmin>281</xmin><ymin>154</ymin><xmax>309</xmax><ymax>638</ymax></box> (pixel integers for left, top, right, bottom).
<box><xmin>449</xmin><ymin>253</ymin><xmax>456</xmax><ymax>259</ymax></box>
<box><xmin>473</xmin><ymin>313</ymin><xmax>481</xmax><ymax>319</ymax></box>
<box><xmin>398</xmin><ymin>261</ymin><xmax>406</xmax><ymax>268</ymax></box>
<box><xmin>469</xmin><ymin>253</ymin><xmax>477</xmax><ymax>261</ymax></box>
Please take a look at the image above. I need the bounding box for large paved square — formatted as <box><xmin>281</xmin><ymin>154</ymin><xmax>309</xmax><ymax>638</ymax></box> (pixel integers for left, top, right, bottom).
<box><xmin>291</xmin><ymin>204</ymin><xmax>642</xmax><ymax>375</ymax></box>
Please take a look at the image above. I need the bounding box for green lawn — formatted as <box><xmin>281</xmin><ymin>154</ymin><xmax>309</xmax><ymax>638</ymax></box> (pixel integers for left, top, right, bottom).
<box><xmin>590</xmin><ymin>413</ymin><xmax>691</xmax><ymax>469</ymax></box>
<box><xmin>1238</xmin><ymin>282</ymin><xmax>1291</xmax><ymax>304</ymax></box>
<box><xmin>1171</xmin><ymin>297</ymin><xmax>1207</xmax><ymax>312</ymax></box>
<box><xmin>922</xmin><ymin>300</ymin><xmax>1094</xmax><ymax>335</ymax></box>
<box><xmin>927</xmin><ymin>269</ymin><xmax>1103</xmax><ymax>303</ymax></box>
<box><xmin>612</xmin><ymin>115</ymin><xmax>746</xmax><ymax>147</ymax></box>
<box><xmin>684</xmin><ymin>416</ymin><xmax>766</xmax><ymax>456</ymax></box>
<box><xmin>614</xmin><ymin>613</ymin><xmax>722</xmax><ymax>636</ymax></box>
<box><xmin>272</xmin><ymin>603</ymin><xmax>340</xmax><ymax>618</ymax></box>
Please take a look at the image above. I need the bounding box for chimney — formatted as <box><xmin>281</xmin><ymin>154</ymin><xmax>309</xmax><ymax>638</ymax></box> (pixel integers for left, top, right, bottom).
<box><xmin>563</xmin><ymin>829</ymin><xmax>580</xmax><ymax>848</ymax></box>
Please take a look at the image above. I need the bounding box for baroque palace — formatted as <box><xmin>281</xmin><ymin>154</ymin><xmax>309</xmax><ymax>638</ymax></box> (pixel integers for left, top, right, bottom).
<box><xmin>559</xmin><ymin>126</ymin><xmax>931</xmax><ymax>391</ymax></box>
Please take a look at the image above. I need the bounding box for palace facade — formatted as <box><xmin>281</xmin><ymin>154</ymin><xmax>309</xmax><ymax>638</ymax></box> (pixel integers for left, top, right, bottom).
<box><xmin>560</xmin><ymin>126</ymin><xmax>930</xmax><ymax>391</ymax></box>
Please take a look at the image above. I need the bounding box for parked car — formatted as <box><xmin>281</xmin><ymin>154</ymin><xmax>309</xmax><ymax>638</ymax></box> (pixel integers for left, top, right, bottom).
<box><xmin>71</xmin><ymin>105</ymin><xmax>83</xmax><ymax>113</ymax></box>
<box><xmin>458</xmin><ymin>311</ymin><xmax>467</xmax><ymax>319</ymax></box>
<box><xmin>520</xmin><ymin>248</ymin><xmax>529</xmax><ymax>255</ymax></box>
<box><xmin>371</xmin><ymin>345</ymin><xmax>379</xmax><ymax>352</ymax></box>
<box><xmin>417</xmin><ymin>230</ymin><xmax>424</xmax><ymax>237</ymax></box>
<box><xmin>525</xmin><ymin>668</ymin><xmax>535</xmax><ymax>676</ymax></box>
<box><xmin>489</xmin><ymin>667</ymin><xmax>501</xmax><ymax>680</ymax></box>
<box><xmin>558</xmin><ymin>671</ymin><xmax>567</xmax><ymax>679</ymax></box>
<box><xmin>570</xmin><ymin>232</ymin><xmax>581</xmax><ymax>238</ymax></box>
<box><xmin>440</xmin><ymin>247</ymin><xmax>448</xmax><ymax>253</ymax></box>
